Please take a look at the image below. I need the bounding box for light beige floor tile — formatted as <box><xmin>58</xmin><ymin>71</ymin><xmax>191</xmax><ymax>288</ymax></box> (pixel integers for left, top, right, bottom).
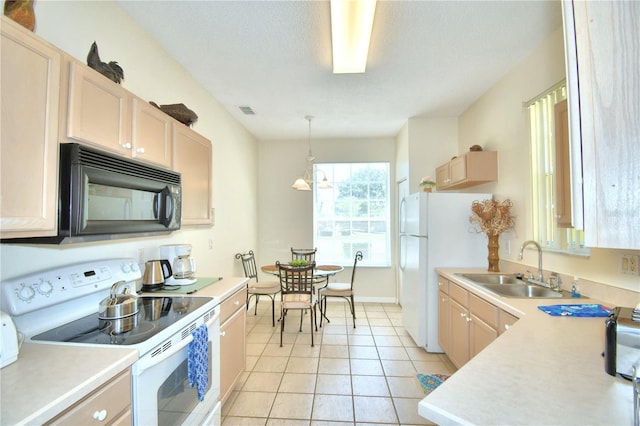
<box><xmin>311</xmin><ymin>421</ymin><xmax>353</xmax><ymax>426</ymax></box>
<box><xmin>354</xmin><ymin>396</ymin><xmax>398</xmax><ymax>423</ymax></box>
<box><xmin>321</xmin><ymin>334</ymin><xmax>349</xmax><ymax>345</ymax></box>
<box><xmin>381</xmin><ymin>359</ymin><xmax>417</xmax><ymax>377</ymax></box>
<box><xmin>263</xmin><ymin>342</ymin><xmax>293</xmax><ymax>357</ymax></box>
<box><xmin>348</xmin><ymin>325</ymin><xmax>372</xmax><ymax>335</ymax></box>
<box><xmin>412</xmin><ymin>360</ymin><xmax>453</xmax><ymax>375</ymax></box>
<box><xmin>351</xmin><ymin>375</ymin><xmax>389</xmax><ymax>397</ymax></box>
<box><xmin>348</xmin><ymin>334</ymin><xmax>375</xmax><ymax>346</ymax></box>
<box><xmin>278</xmin><ymin>373</ymin><xmax>317</xmax><ymax>394</ymax></box>
<box><xmin>318</xmin><ymin>357</ymin><xmax>350</xmax><ymax>374</ymax></box>
<box><xmin>254</xmin><ymin>356</ymin><xmax>289</xmax><ymax>373</ymax></box>
<box><xmin>369</xmin><ymin>326</ymin><xmax>396</xmax><ymax>336</ymax></box>
<box><xmin>290</xmin><ymin>343</ymin><xmax>321</xmax><ymax>358</ymax></box>
<box><xmin>405</xmin><ymin>347</ymin><xmax>441</xmax><ymax>362</ymax></box>
<box><xmin>394</xmin><ymin>397</ymin><xmax>432</xmax><ymax>425</ymax></box>
<box><xmin>315</xmin><ymin>373</ymin><xmax>352</xmax><ymax>395</ymax></box>
<box><xmin>311</xmin><ymin>394</ymin><xmax>354</xmax><ymax>422</ymax></box>
<box><xmin>394</xmin><ymin>326</ymin><xmax>410</xmax><ymax>336</ymax></box>
<box><xmin>245</xmin><ymin>356</ymin><xmax>259</xmax><ymax>371</ymax></box>
<box><xmin>286</xmin><ymin>356</ymin><xmax>319</xmax><ymax>374</ymax></box>
<box><xmin>242</xmin><ymin>371</ymin><xmax>283</xmax><ymax>392</ymax></box>
<box><xmin>399</xmin><ymin>335</ymin><xmax>418</xmax><ymax>347</ymax></box>
<box><xmin>350</xmin><ymin>359</ymin><xmax>384</xmax><ymax>375</ymax></box>
<box><xmin>348</xmin><ymin>346</ymin><xmax>379</xmax><ymax>360</ymax></box>
<box><xmin>270</xmin><ymin>392</ymin><xmax>314</xmax><ymax>420</ymax></box>
<box><xmin>223</xmin><ymin>416</ymin><xmax>267</xmax><ymax>425</ymax></box>
<box><xmin>267</xmin><ymin>419</ymin><xmax>310</xmax><ymax>426</ymax></box>
<box><xmin>321</xmin><ymin>324</ymin><xmax>348</xmax><ymax>335</ymax></box>
<box><xmin>368</xmin><ymin>317</ymin><xmax>392</xmax><ymax>326</ymax></box>
<box><xmin>377</xmin><ymin>346</ymin><xmax>409</xmax><ymax>360</ymax></box>
<box><xmin>387</xmin><ymin>376</ymin><xmax>426</xmax><ymax>398</ymax></box>
<box><xmin>374</xmin><ymin>335</ymin><xmax>403</xmax><ymax>347</ymax></box>
<box><xmin>227</xmin><ymin>391</ymin><xmax>277</xmax><ymax>418</ymax></box>
<box><xmin>248</xmin><ymin>332</ymin><xmax>275</xmax><ymax>343</ymax></box>
<box><xmin>247</xmin><ymin>342</ymin><xmax>267</xmax><ymax>357</ymax></box>
<box><xmin>319</xmin><ymin>344</ymin><xmax>348</xmax><ymax>358</ymax></box>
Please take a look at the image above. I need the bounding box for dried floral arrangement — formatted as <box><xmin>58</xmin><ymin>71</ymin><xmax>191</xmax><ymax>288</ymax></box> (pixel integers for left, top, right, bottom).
<box><xmin>469</xmin><ymin>198</ymin><xmax>515</xmax><ymax>236</ymax></box>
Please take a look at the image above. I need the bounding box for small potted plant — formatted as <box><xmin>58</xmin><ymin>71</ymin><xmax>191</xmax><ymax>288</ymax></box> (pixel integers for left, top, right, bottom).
<box><xmin>419</xmin><ymin>177</ymin><xmax>436</xmax><ymax>192</ymax></box>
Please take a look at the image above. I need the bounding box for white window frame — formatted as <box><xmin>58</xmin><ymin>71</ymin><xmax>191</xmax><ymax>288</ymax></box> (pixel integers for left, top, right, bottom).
<box><xmin>313</xmin><ymin>162</ymin><xmax>391</xmax><ymax>267</ymax></box>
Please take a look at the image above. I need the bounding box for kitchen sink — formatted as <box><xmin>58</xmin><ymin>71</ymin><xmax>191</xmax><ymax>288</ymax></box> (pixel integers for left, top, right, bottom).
<box><xmin>479</xmin><ymin>283</ymin><xmax>565</xmax><ymax>298</ymax></box>
<box><xmin>459</xmin><ymin>273</ymin><xmax>521</xmax><ymax>285</ymax></box>
<box><xmin>457</xmin><ymin>273</ymin><xmax>574</xmax><ymax>299</ymax></box>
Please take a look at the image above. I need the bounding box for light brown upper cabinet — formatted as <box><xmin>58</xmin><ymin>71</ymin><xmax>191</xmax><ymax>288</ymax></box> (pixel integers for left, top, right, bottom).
<box><xmin>436</xmin><ymin>151</ymin><xmax>498</xmax><ymax>190</ymax></box>
<box><xmin>172</xmin><ymin>124</ymin><xmax>213</xmax><ymax>226</ymax></box>
<box><xmin>563</xmin><ymin>0</ymin><xmax>640</xmax><ymax>249</ymax></box>
<box><xmin>1</xmin><ymin>16</ymin><xmax>60</xmax><ymax>238</ymax></box>
<box><xmin>62</xmin><ymin>60</ymin><xmax>173</xmax><ymax>169</ymax></box>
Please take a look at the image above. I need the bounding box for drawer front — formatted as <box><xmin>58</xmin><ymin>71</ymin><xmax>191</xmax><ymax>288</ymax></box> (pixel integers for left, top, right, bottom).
<box><xmin>220</xmin><ymin>287</ymin><xmax>247</xmax><ymax>324</ymax></box>
<box><xmin>47</xmin><ymin>369</ymin><xmax>131</xmax><ymax>425</ymax></box>
<box><xmin>437</xmin><ymin>276</ymin><xmax>449</xmax><ymax>294</ymax></box>
<box><xmin>449</xmin><ymin>283</ymin><xmax>468</xmax><ymax>307</ymax></box>
<box><xmin>469</xmin><ymin>293</ymin><xmax>498</xmax><ymax>329</ymax></box>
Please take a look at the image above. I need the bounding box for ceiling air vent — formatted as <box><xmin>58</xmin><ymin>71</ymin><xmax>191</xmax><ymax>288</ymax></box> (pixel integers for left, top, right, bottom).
<box><xmin>239</xmin><ymin>106</ymin><xmax>255</xmax><ymax>115</ymax></box>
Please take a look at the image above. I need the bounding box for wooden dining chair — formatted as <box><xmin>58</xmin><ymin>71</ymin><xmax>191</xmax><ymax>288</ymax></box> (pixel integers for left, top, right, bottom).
<box><xmin>277</xmin><ymin>261</ymin><xmax>318</xmax><ymax>347</ymax></box>
<box><xmin>319</xmin><ymin>251</ymin><xmax>363</xmax><ymax>328</ymax></box>
<box><xmin>235</xmin><ymin>250</ymin><xmax>280</xmax><ymax>327</ymax></box>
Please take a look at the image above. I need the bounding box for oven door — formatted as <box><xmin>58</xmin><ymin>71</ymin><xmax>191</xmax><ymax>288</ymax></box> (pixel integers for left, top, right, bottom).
<box><xmin>131</xmin><ymin>312</ymin><xmax>220</xmax><ymax>425</ymax></box>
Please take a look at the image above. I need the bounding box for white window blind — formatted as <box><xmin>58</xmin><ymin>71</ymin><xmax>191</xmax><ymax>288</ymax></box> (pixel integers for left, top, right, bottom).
<box><xmin>528</xmin><ymin>83</ymin><xmax>588</xmax><ymax>255</ymax></box>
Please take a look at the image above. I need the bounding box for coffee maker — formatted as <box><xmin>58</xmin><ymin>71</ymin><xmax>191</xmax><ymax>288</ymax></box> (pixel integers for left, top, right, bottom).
<box><xmin>159</xmin><ymin>244</ymin><xmax>197</xmax><ymax>285</ymax></box>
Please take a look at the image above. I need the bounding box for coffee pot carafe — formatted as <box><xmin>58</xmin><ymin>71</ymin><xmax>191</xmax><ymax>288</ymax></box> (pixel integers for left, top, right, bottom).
<box><xmin>159</xmin><ymin>244</ymin><xmax>198</xmax><ymax>285</ymax></box>
<box><xmin>142</xmin><ymin>259</ymin><xmax>172</xmax><ymax>291</ymax></box>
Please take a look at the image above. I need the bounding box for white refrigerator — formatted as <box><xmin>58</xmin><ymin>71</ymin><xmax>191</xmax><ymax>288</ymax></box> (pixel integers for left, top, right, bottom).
<box><xmin>400</xmin><ymin>191</ymin><xmax>492</xmax><ymax>352</ymax></box>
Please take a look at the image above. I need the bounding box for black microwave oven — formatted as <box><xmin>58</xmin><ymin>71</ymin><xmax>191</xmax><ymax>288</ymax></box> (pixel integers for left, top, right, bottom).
<box><xmin>4</xmin><ymin>143</ymin><xmax>181</xmax><ymax>244</ymax></box>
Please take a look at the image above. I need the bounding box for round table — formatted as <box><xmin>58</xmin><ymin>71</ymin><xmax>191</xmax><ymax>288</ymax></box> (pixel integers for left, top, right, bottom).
<box><xmin>261</xmin><ymin>264</ymin><xmax>344</xmax><ymax>277</ymax></box>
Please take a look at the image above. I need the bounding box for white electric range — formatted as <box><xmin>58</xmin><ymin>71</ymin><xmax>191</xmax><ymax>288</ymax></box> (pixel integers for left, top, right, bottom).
<box><xmin>1</xmin><ymin>258</ymin><xmax>221</xmax><ymax>425</ymax></box>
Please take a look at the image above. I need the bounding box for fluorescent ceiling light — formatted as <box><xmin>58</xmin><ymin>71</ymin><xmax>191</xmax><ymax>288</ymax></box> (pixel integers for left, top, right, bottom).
<box><xmin>330</xmin><ymin>0</ymin><xmax>377</xmax><ymax>74</ymax></box>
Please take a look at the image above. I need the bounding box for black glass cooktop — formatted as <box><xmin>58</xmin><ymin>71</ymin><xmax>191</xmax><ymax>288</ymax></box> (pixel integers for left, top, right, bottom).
<box><xmin>32</xmin><ymin>296</ymin><xmax>210</xmax><ymax>346</ymax></box>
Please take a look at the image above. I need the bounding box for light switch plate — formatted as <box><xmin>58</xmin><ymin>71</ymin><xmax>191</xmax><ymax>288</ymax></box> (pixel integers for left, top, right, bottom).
<box><xmin>620</xmin><ymin>254</ymin><xmax>640</xmax><ymax>275</ymax></box>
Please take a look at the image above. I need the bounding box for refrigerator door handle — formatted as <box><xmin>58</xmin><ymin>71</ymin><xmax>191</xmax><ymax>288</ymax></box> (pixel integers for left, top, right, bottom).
<box><xmin>399</xmin><ymin>197</ymin><xmax>407</xmax><ymax>235</ymax></box>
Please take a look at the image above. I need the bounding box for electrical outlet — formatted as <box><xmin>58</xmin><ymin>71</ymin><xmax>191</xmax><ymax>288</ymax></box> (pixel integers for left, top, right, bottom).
<box><xmin>620</xmin><ymin>254</ymin><xmax>640</xmax><ymax>275</ymax></box>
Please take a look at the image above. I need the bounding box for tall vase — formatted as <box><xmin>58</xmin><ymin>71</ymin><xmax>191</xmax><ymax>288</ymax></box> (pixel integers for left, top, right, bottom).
<box><xmin>487</xmin><ymin>233</ymin><xmax>500</xmax><ymax>272</ymax></box>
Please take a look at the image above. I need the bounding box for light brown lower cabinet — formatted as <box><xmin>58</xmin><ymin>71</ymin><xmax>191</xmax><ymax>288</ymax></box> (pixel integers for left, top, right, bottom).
<box><xmin>219</xmin><ymin>287</ymin><xmax>247</xmax><ymax>405</ymax></box>
<box><xmin>45</xmin><ymin>369</ymin><xmax>131</xmax><ymax>425</ymax></box>
<box><xmin>439</xmin><ymin>276</ymin><xmax>518</xmax><ymax>369</ymax></box>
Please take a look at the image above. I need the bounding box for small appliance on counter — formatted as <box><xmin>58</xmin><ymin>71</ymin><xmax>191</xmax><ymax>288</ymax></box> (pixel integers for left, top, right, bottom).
<box><xmin>141</xmin><ymin>259</ymin><xmax>173</xmax><ymax>291</ymax></box>
<box><xmin>605</xmin><ymin>304</ymin><xmax>640</xmax><ymax>379</ymax></box>
<box><xmin>160</xmin><ymin>244</ymin><xmax>197</xmax><ymax>285</ymax></box>
<box><xmin>1</xmin><ymin>311</ymin><xmax>19</xmax><ymax>368</ymax></box>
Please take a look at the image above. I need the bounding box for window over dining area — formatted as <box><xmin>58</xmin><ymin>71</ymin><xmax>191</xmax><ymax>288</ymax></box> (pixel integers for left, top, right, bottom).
<box><xmin>313</xmin><ymin>162</ymin><xmax>391</xmax><ymax>267</ymax></box>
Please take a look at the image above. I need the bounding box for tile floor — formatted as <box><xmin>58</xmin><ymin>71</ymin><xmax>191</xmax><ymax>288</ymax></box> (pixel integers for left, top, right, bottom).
<box><xmin>221</xmin><ymin>300</ymin><xmax>455</xmax><ymax>425</ymax></box>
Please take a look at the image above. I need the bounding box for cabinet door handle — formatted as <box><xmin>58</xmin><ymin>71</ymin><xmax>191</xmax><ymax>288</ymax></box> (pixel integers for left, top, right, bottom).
<box><xmin>466</xmin><ymin>317</ymin><xmax>472</xmax><ymax>323</ymax></box>
<box><xmin>136</xmin><ymin>147</ymin><xmax>145</xmax><ymax>154</ymax></box>
<box><xmin>234</xmin><ymin>300</ymin><xmax>240</xmax><ymax>306</ymax></box>
<box><xmin>93</xmin><ymin>409</ymin><xmax>107</xmax><ymax>421</ymax></box>
<box><xmin>122</xmin><ymin>143</ymin><xmax>132</xmax><ymax>149</ymax></box>
<box><xmin>220</xmin><ymin>331</ymin><xmax>226</xmax><ymax>337</ymax></box>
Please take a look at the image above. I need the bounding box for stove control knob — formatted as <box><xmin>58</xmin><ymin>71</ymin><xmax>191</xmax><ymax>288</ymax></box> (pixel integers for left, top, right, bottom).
<box><xmin>37</xmin><ymin>279</ymin><xmax>54</xmax><ymax>296</ymax></box>
<box><xmin>17</xmin><ymin>284</ymin><xmax>36</xmax><ymax>302</ymax></box>
<box><xmin>121</xmin><ymin>263</ymin><xmax>131</xmax><ymax>273</ymax></box>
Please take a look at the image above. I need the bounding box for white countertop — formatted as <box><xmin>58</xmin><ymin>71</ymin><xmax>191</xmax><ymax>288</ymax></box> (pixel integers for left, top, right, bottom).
<box><xmin>0</xmin><ymin>344</ymin><xmax>137</xmax><ymax>425</ymax></box>
<box><xmin>419</xmin><ymin>268</ymin><xmax>635</xmax><ymax>425</ymax></box>
<box><xmin>0</xmin><ymin>276</ymin><xmax>248</xmax><ymax>425</ymax></box>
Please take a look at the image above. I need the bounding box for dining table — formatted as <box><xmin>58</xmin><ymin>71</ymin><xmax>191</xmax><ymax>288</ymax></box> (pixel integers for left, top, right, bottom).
<box><xmin>261</xmin><ymin>263</ymin><xmax>345</xmax><ymax>324</ymax></box>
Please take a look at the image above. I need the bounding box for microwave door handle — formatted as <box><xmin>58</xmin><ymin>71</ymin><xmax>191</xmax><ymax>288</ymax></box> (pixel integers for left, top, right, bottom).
<box><xmin>153</xmin><ymin>193</ymin><xmax>159</xmax><ymax>220</ymax></box>
<box><xmin>164</xmin><ymin>189</ymin><xmax>174</xmax><ymax>226</ymax></box>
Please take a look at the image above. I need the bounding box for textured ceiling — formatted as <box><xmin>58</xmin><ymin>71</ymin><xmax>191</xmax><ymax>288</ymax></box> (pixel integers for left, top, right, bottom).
<box><xmin>117</xmin><ymin>1</ymin><xmax>563</xmax><ymax>140</ymax></box>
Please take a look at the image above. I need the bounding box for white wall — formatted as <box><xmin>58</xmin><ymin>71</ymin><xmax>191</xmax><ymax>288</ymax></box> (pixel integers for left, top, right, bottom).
<box><xmin>258</xmin><ymin>137</ymin><xmax>397</xmax><ymax>301</ymax></box>
<box><xmin>458</xmin><ymin>26</ymin><xmax>640</xmax><ymax>292</ymax></box>
<box><xmin>0</xmin><ymin>1</ymin><xmax>258</xmax><ymax>281</ymax></box>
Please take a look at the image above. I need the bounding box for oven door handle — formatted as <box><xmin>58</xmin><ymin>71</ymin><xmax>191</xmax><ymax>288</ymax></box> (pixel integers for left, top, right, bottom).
<box><xmin>133</xmin><ymin>335</ymin><xmax>193</xmax><ymax>376</ymax></box>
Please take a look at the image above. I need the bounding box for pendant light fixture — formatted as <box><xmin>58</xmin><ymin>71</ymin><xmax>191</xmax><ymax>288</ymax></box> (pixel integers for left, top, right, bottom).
<box><xmin>292</xmin><ymin>116</ymin><xmax>332</xmax><ymax>191</ymax></box>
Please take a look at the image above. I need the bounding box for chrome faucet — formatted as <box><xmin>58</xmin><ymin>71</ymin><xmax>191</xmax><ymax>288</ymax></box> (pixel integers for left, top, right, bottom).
<box><xmin>518</xmin><ymin>240</ymin><xmax>543</xmax><ymax>282</ymax></box>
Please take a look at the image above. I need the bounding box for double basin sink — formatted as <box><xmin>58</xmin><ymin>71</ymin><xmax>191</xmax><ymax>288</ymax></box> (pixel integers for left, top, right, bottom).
<box><xmin>457</xmin><ymin>273</ymin><xmax>576</xmax><ymax>299</ymax></box>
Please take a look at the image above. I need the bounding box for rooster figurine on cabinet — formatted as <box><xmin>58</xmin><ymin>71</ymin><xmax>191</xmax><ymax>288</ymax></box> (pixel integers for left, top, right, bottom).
<box><xmin>4</xmin><ymin>0</ymin><xmax>35</xmax><ymax>31</ymax></box>
<box><xmin>87</xmin><ymin>41</ymin><xmax>124</xmax><ymax>84</ymax></box>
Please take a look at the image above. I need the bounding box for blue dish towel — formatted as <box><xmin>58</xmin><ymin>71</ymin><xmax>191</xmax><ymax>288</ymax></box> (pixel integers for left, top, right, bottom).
<box><xmin>188</xmin><ymin>324</ymin><xmax>209</xmax><ymax>401</ymax></box>
<box><xmin>537</xmin><ymin>304</ymin><xmax>611</xmax><ymax>317</ymax></box>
